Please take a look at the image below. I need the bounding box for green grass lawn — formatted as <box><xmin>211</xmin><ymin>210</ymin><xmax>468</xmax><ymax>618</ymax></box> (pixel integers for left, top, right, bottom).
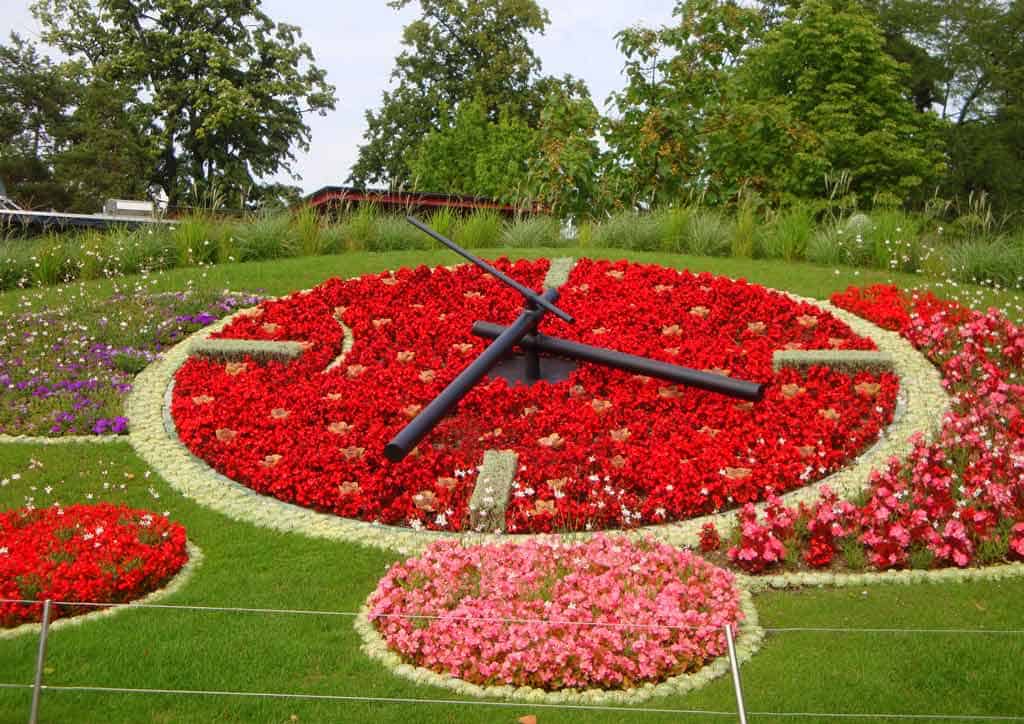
<box><xmin>1</xmin><ymin>249</ymin><xmax>1022</xmax><ymax>723</ymax></box>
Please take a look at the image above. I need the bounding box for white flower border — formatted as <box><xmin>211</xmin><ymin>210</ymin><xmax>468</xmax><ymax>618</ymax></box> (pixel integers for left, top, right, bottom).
<box><xmin>354</xmin><ymin>586</ymin><xmax>762</xmax><ymax>706</ymax></box>
<box><xmin>740</xmin><ymin>559</ymin><xmax>1024</xmax><ymax>592</ymax></box>
<box><xmin>0</xmin><ymin>434</ymin><xmax>125</xmax><ymax>445</ymax></box>
<box><xmin>127</xmin><ymin>269</ymin><xmax>949</xmax><ymax>557</ymax></box>
<box><xmin>0</xmin><ymin>541</ymin><xmax>203</xmax><ymax>639</ymax></box>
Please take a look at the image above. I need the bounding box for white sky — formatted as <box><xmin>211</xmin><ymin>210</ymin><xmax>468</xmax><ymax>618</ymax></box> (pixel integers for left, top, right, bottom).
<box><xmin>0</xmin><ymin>1</ymin><xmax>677</xmax><ymax>195</ymax></box>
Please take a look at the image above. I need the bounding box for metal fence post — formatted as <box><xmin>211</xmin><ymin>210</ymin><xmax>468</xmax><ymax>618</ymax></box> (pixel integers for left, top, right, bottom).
<box><xmin>29</xmin><ymin>599</ymin><xmax>52</xmax><ymax>724</ymax></box>
<box><xmin>724</xmin><ymin>623</ymin><xmax>748</xmax><ymax>724</ymax></box>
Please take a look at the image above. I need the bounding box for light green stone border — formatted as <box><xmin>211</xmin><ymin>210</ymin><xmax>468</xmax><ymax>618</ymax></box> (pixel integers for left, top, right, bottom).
<box><xmin>0</xmin><ymin>541</ymin><xmax>203</xmax><ymax>639</ymax></box>
<box><xmin>127</xmin><ymin>268</ymin><xmax>949</xmax><ymax>556</ymax></box>
<box><xmin>354</xmin><ymin>585</ymin><xmax>762</xmax><ymax>706</ymax></box>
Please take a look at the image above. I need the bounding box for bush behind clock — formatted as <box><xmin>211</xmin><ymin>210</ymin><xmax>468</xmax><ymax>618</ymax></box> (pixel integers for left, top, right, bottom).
<box><xmin>3</xmin><ymin>198</ymin><xmax>1023</xmax><ymax>293</ymax></box>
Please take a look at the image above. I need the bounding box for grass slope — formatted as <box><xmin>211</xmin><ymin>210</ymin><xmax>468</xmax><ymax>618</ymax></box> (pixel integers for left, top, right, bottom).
<box><xmin>0</xmin><ymin>250</ymin><xmax>1022</xmax><ymax>723</ymax></box>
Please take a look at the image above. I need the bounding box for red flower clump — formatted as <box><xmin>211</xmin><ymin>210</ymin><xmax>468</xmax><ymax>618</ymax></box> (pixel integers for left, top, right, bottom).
<box><xmin>0</xmin><ymin>503</ymin><xmax>188</xmax><ymax>628</ymax></box>
<box><xmin>699</xmin><ymin>522</ymin><xmax>721</xmax><ymax>552</ymax></box>
<box><xmin>171</xmin><ymin>259</ymin><xmax>897</xmax><ymax>533</ymax></box>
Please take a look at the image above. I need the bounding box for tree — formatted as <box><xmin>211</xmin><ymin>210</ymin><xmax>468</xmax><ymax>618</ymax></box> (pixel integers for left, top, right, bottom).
<box><xmin>406</xmin><ymin>76</ymin><xmax>604</xmax><ymax>218</ymax></box>
<box><xmin>51</xmin><ymin>74</ymin><xmax>155</xmax><ymax>211</ymax></box>
<box><xmin>0</xmin><ymin>33</ymin><xmax>75</xmax><ymax>209</ymax></box>
<box><xmin>605</xmin><ymin>0</ymin><xmax>766</xmax><ymax>207</ymax></box>
<box><xmin>527</xmin><ymin>77</ymin><xmax>605</xmax><ymax>219</ymax></box>
<box><xmin>704</xmin><ymin>0</ymin><xmax>946</xmax><ymax>205</ymax></box>
<box><xmin>941</xmin><ymin>0</ymin><xmax>1024</xmax><ymax>212</ymax></box>
<box><xmin>32</xmin><ymin>0</ymin><xmax>336</xmax><ymax>207</ymax></box>
<box><xmin>407</xmin><ymin>96</ymin><xmax>539</xmax><ymax>201</ymax></box>
<box><xmin>349</xmin><ymin>0</ymin><xmax>550</xmax><ymax>188</ymax></box>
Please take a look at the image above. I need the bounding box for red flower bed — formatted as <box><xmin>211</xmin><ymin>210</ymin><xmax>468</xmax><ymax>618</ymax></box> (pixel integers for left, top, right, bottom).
<box><xmin>721</xmin><ymin>285</ymin><xmax>1024</xmax><ymax>573</ymax></box>
<box><xmin>368</xmin><ymin>536</ymin><xmax>744</xmax><ymax>690</ymax></box>
<box><xmin>0</xmin><ymin>503</ymin><xmax>188</xmax><ymax>628</ymax></box>
<box><xmin>171</xmin><ymin>259</ymin><xmax>897</xmax><ymax>532</ymax></box>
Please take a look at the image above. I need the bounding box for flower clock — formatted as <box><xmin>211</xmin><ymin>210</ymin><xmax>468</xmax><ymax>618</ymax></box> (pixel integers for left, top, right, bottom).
<box><xmin>170</xmin><ymin>255</ymin><xmax>898</xmax><ymax>534</ymax></box>
<box><xmin>0</xmin><ymin>503</ymin><xmax>189</xmax><ymax>629</ymax></box>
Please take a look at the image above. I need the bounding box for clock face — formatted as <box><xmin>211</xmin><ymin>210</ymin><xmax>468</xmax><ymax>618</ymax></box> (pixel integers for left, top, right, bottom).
<box><xmin>171</xmin><ymin>258</ymin><xmax>898</xmax><ymax>533</ymax></box>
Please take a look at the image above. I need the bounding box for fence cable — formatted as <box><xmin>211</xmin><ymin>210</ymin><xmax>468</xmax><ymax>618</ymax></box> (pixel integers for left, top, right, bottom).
<box><xmin>0</xmin><ymin>682</ymin><xmax>1022</xmax><ymax>721</ymax></box>
<box><xmin>3</xmin><ymin>598</ymin><xmax>1023</xmax><ymax>636</ymax></box>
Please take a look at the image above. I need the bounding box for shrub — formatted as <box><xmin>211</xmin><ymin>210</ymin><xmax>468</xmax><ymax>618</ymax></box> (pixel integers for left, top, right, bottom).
<box><xmin>335</xmin><ymin>204</ymin><xmax>380</xmax><ymax>252</ymax></box>
<box><xmin>731</xmin><ymin>194</ymin><xmax>759</xmax><ymax>258</ymax></box>
<box><xmin>368</xmin><ymin>214</ymin><xmax>426</xmax><ymax>251</ymax></box>
<box><xmin>501</xmin><ymin>216</ymin><xmax>563</xmax><ymax>248</ymax></box>
<box><xmin>946</xmin><ymin>239</ymin><xmax>1024</xmax><ymax>288</ymax></box>
<box><xmin>33</xmin><ymin>235</ymin><xmax>79</xmax><ymax>286</ymax></box>
<box><xmin>235</xmin><ymin>212</ymin><xmax>293</xmax><ymax>261</ymax></box>
<box><xmin>137</xmin><ymin>226</ymin><xmax>179</xmax><ymax>271</ymax></box>
<box><xmin>591</xmin><ymin>210</ymin><xmax>661</xmax><ymax>250</ymax></box>
<box><xmin>759</xmin><ymin>204</ymin><xmax>815</xmax><ymax>261</ymax></box>
<box><xmin>861</xmin><ymin>209</ymin><xmax>923</xmax><ymax>272</ymax></box>
<box><xmin>426</xmin><ymin>207</ymin><xmax>458</xmax><ymax>246</ymax></box>
<box><xmin>806</xmin><ymin>225</ymin><xmax>845</xmax><ymax>266</ymax></box>
<box><xmin>291</xmin><ymin>204</ymin><xmax>324</xmax><ymax>257</ymax></box>
<box><xmin>654</xmin><ymin>207</ymin><xmax>691</xmax><ymax>252</ymax></box>
<box><xmin>171</xmin><ymin>215</ymin><xmax>219</xmax><ymax>266</ymax></box>
<box><xmin>0</xmin><ymin>242</ymin><xmax>37</xmax><ymax>290</ymax></box>
<box><xmin>454</xmin><ymin>210</ymin><xmax>503</xmax><ymax>248</ymax></box>
<box><xmin>685</xmin><ymin>208</ymin><xmax>733</xmax><ymax>257</ymax></box>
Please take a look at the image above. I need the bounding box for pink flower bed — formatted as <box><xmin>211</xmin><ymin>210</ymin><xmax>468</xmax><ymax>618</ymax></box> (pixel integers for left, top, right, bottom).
<box><xmin>367</xmin><ymin>536</ymin><xmax>744</xmax><ymax>690</ymax></box>
<box><xmin>717</xmin><ymin>285</ymin><xmax>1024</xmax><ymax>573</ymax></box>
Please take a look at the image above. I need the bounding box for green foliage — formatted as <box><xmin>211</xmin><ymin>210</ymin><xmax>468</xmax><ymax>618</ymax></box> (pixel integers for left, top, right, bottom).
<box><xmin>408</xmin><ymin>97</ymin><xmax>538</xmax><ymax>202</ymax></box>
<box><xmin>731</xmin><ymin>192</ymin><xmax>760</xmax><ymax>258</ymax></box>
<box><xmin>425</xmin><ymin>208</ymin><xmax>458</xmax><ymax>245</ymax></box>
<box><xmin>946</xmin><ymin>239</ymin><xmax>1024</xmax><ymax>288</ymax></box>
<box><xmin>950</xmin><ymin>191</ymin><xmax>1001</xmax><ymax>244</ymax></box>
<box><xmin>112</xmin><ymin>351</ymin><xmax>150</xmax><ymax>375</ymax></box>
<box><xmin>606</xmin><ymin>0</ymin><xmax>766</xmax><ymax>207</ymax></box>
<box><xmin>235</xmin><ymin>212</ymin><xmax>293</xmax><ymax>262</ymax></box>
<box><xmin>707</xmin><ymin>0</ymin><xmax>946</xmax><ymax>206</ymax></box>
<box><xmin>527</xmin><ymin>78</ymin><xmax>606</xmax><ymax>219</ymax></box>
<box><xmin>349</xmin><ymin>0</ymin><xmax>550</xmax><ymax>187</ymax></box>
<box><xmin>839</xmin><ymin>536</ymin><xmax>867</xmax><ymax>571</ymax></box>
<box><xmin>32</xmin><ymin>0</ymin><xmax>336</xmax><ymax>207</ymax></box>
<box><xmin>976</xmin><ymin>524</ymin><xmax>1012</xmax><ymax>566</ymax></box>
<box><xmin>908</xmin><ymin>544</ymin><xmax>935</xmax><ymax>571</ymax></box>
<box><xmin>654</xmin><ymin>207</ymin><xmax>693</xmax><ymax>253</ymax></box>
<box><xmin>172</xmin><ymin>216</ymin><xmax>219</xmax><ymax>267</ymax></box>
<box><xmin>862</xmin><ymin>210</ymin><xmax>924</xmax><ymax>272</ymax></box>
<box><xmin>454</xmin><ymin>210</ymin><xmax>504</xmax><ymax>248</ymax></box>
<box><xmin>33</xmin><ymin>235</ymin><xmax>79</xmax><ymax>286</ymax></box>
<box><xmin>758</xmin><ymin>204</ymin><xmax>816</xmax><ymax>261</ymax></box>
<box><xmin>591</xmin><ymin>211</ymin><xmax>662</xmax><ymax>251</ymax></box>
<box><xmin>291</xmin><ymin>205</ymin><xmax>324</xmax><ymax>258</ymax></box>
<box><xmin>806</xmin><ymin>225</ymin><xmax>845</xmax><ymax>267</ymax></box>
<box><xmin>334</xmin><ymin>205</ymin><xmax>380</xmax><ymax>252</ymax></box>
<box><xmin>0</xmin><ymin>33</ymin><xmax>77</xmax><ymax>210</ymax></box>
<box><xmin>368</xmin><ymin>215</ymin><xmax>428</xmax><ymax>252</ymax></box>
<box><xmin>684</xmin><ymin>208</ymin><xmax>734</xmax><ymax>257</ymax></box>
<box><xmin>501</xmin><ymin>216</ymin><xmax>564</xmax><ymax>248</ymax></box>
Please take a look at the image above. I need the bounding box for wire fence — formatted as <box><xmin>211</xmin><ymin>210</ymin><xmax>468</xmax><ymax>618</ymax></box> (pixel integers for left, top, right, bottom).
<box><xmin>1</xmin><ymin>596</ymin><xmax>1023</xmax><ymax>723</ymax></box>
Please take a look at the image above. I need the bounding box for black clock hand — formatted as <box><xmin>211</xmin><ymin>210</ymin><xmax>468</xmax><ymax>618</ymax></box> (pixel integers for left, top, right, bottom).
<box><xmin>406</xmin><ymin>216</ymin><xmax>575</xmax><ymax>324</ymax></box>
